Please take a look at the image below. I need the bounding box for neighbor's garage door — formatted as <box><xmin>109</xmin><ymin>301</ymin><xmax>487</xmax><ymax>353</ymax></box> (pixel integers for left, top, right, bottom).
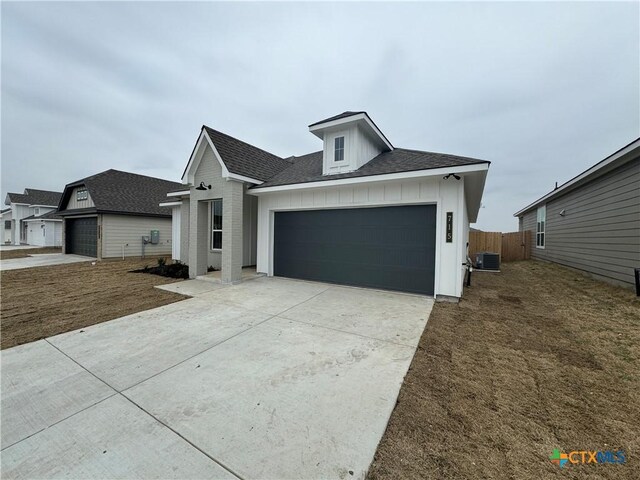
<box><xmin>66</xmin><ymin>217</ymin><xmax>97</xmax><ymax>257</ymax></box>
<box><xmin>274</xmin><ymin>205</ymin><xmax>436</xmax><ymax>295</ymax></box>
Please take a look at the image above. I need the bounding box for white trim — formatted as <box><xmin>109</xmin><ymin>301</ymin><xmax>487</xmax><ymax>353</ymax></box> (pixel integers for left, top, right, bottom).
<box><xmin>309</xmin><ymin>113</ymin><xmax>393</xmax><ymax>151</ymax></box>
<box><xmin>28</xmin><ymin>204</ymin><xmax>58</xmax><ymax>208</ymax></box>
<box><xmin>167</xmin><ymin>190</ymin><xmax>190</xmax><ymax>197</ymax></box>
<box><xmin>181</xmin><ymin>133</ymin><xmax>206</xmax><ymax>184</ymax></box>
<box><xmin>183</xmin><ymin>129</ymin><xmax>262</xmax><ymax>186</ymax></box>
<box><xmin>23</xmin><ymin>218</ymin><xmax>62</xmax><ymax>223</ymax></box>
<box><xmin>9</xmin><ymin>203</ymin><xmax>30</xmax><ymax>206</ymax></box>
<box><xmin>514</xmin><ymin>138</ymin><xmax>640</xmax><ymax>216</ymax></box>
<box><xmin>210</xmin><ymin>198</ymin><xmax>223</xmax><ymax>251</ymax></box>
<box><xmin>535</xmin><ymin>205</ymin><xmax>546</xmax><ymax>249</ymax></box>
<box><xmin>159</xmin><ymin>201</ymin><xmax>182</xmax><ymax>207</ymax></box>
<box><xmin>203</xmin><ymin>130</ymin><xmax>231</xmax><ymax>178</ymax></box>
<box><xmin>226</xmin><ymin>172</ymin><xmax>263</xmax><ymax>184</ymax></box>
<box><xmin>250</xmin><ymin>163</ymin><xmax>489</xmax><ymax>195</ymax></box>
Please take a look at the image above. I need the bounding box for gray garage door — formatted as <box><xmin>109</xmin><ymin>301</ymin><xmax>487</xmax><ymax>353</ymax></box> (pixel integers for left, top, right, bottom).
<box><xmin>274</xmin><ymin>205</ymin><xmax>436</xmax><ymax>295</ymax></box>
<box><xmin>66</xmin><ymin>217</ymin><xmax>97</xmax><ymax>257</ymax></box>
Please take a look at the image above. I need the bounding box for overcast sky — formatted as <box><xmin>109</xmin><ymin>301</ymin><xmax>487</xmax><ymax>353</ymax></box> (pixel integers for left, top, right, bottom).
<box><xmin>2</xmin><ymin>1</ymin><xmax>638</xmax><ymax>231</ymax></box>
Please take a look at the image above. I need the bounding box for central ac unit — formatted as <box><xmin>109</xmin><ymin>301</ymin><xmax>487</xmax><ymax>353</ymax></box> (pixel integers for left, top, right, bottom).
<box><xmin>476</xmin><ymin>252</ymin><xmax>500</xmax><ymax>271</ymax></box>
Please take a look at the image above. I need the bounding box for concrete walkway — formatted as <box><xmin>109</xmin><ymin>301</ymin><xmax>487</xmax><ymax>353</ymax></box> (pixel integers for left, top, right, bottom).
<box><xmin>0</xmin><ymin>253</ymin><xmax>93</xmax><ymax>271</ymax></box>
<box><xmin>1</xmin><ymin>277</ymin><xmax>434</xmax><ymax>479</ymax></box>
<box><xmin>0</xmin><ymin>245</ymin><xmax>42</xmax><ymax>251</ymax></box>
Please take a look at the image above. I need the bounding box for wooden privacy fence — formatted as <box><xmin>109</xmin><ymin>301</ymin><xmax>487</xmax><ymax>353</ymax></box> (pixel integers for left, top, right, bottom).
<box><xmin>469</xmin><ymin>230</ymin><xmax>531</xmax><ymax>262</ymax></box>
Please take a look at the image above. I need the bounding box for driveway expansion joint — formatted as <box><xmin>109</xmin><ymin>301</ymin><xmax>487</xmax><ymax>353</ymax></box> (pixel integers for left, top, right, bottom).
<box><xmin>277</xmin><ymin>315</ymin><xmax>420</xmax><ymax>349</ymax></box>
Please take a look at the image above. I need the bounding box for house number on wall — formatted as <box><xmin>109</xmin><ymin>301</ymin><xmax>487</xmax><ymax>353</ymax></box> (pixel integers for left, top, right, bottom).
<box><xmin>446</xmin><ymin>212</ymin><xmax>453</xmax><ymax>243</ymax></box>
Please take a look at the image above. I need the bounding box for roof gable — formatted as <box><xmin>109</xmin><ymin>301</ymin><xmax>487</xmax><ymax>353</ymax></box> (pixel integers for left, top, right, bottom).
<box><xmin>253</xmin><ymin>147</ymin><xmax>490</xmax><ymax>189</ymax></box>
<box><xmin>514</xmin><ymin>137</ymin><xmax>640</xmax><ymax>217</ymax></box>
<box><xmin>5</xmin><ymin>189</ymin><xmax>62</xmax><ymax>207</ymax></box>
<box><xmin>181</xmin><ymin>127</ymin><xmax>293</xmax><ymax>184</ymax></box>
<box><xmin>59</xmin><ymin>169</ymin><xmax>183</xmax><ymax>217</ymax></box>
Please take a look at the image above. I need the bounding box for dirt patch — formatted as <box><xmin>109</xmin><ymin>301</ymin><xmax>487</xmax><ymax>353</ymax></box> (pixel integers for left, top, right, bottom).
<box><xmin>367</xmin><ymin>261</ymin><xmax>640</xmax><ymax>480</ymax></box>
<box><xmin>0</xmin><ymin>257</ymin><xmax>186</xmax><ymax>349</ymax></box>
<box><xmin>0</xmin><ymin>247</ymin><xmax>62</xmax><ymax>260</ymax></box>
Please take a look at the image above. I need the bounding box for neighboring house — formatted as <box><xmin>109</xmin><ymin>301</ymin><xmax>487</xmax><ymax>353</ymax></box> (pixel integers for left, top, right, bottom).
<box><xmin>515</xmin><ymin>138</ymin><xmax>640</xmax><ymax>288</ymax></box>
<box><xmin>1</xmin><ymin>208</ymin><xmax>12</xmax><ymax>244</ymax></box>
<box><xmin>3</xmin><ymin>189</ymin><xmax>62</xmax><ymax>245</ymax></box>
<box><xmin>56</xmin><ymin>170</ymin><xmax>183</xmax><ymax>258</ymax></box>
<box><xmin>23</xmin><ymin>210</ymin><xmax>63</xmax><ymax>247</ymax></box>
<box><xmin>164</xmin><ymin>111</ymin><xmax>490</xmax><ymax>299</ymax></box>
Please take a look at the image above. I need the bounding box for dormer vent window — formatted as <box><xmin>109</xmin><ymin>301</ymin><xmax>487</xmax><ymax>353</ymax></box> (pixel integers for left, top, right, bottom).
<box><xmin>334</xmin><ymin>136</ymin><xmax>345</xmax><ymax>162</ymax></box>
<box><xmin>76</xmin><ymin>188</ymin><xmax>88</xmax><ymax>201</ymax></box>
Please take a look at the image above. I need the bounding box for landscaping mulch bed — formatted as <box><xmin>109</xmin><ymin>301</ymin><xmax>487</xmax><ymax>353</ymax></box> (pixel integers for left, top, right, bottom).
<box><xmin>0</xmin><ymin>258</ymin><xmax>186</xmax><ymax>349</ymax></box>
<box><xmin>0</xmin><ymin>247</ymin><xmax>62</xmax><ymax>260</ymax></box>
<box><xmin>368</xmin><ymin>261</ymin><xmax>639</xmax><ymax>480</ymax></box>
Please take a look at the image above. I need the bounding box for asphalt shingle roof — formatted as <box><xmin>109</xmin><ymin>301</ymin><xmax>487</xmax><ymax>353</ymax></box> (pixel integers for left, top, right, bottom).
<box><xmin>252</xmin><ymin>148</ymin><xmax>490</xmax><ymax>189</ymax></box>
<box><xmin>308</xmin><ymin>111</ymin><xmax>366</xmax><ymax>127</ymax></box>
<box><xmin>59</xmin><ymin>169</ymin><xmax>183</xmax><ymax>217</ymax></box>
<box><xmin>203</xmin><ymin>126</ymin><xmax>292</xmax><ymax>181</ymax></box>
<box><xmin>22</xmin><ymin>210</ymin><xmax>62</xmax><ymax>221</ymax></box>
<box><xmin>5</xmin><ymin>189</ymin><xmax>61</xmax><ymax>206</ymax></box>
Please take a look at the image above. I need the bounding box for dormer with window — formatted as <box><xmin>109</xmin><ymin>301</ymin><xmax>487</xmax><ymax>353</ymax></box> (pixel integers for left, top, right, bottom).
<box><xmin>309</xmin><ymin>111</ymin><xmax>394</xmax><ymax>175</ymax></box>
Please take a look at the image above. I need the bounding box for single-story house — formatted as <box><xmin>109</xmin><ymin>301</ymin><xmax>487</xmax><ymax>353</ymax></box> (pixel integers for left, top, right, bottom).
<box><xmin>56</xmin><ymin>169</ymin><xmax>183</xmax><ymax>258</ymax></box>
<box><xmin>3</xmin><ymin>189</ymin><xmax>62</xmax><ymax>245</ymax></box>
<box><xmin>164</xmin><ymin>111</ymin><xmax>490</xmax><ymax>299</ymax></box>
<box><xmin>515</xmin><ymin>137</ymin><xmax>640</xmax><ymax>288</ymax></box>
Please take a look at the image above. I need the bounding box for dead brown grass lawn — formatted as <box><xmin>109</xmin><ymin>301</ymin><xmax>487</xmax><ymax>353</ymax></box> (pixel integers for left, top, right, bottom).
<box><xmin>0</xmin><ymin>247</ymin><xmax>62</xmax><ymax>260</ymax></box>
<box><xmin>368</xmin><ymin>261</ymin><xmax>640</xmax><ymax>480</ymax></box>
<box><xmin>0</xmin><ymin>257</ymin><xmax>186</xmax><ymax>349</ymax></box>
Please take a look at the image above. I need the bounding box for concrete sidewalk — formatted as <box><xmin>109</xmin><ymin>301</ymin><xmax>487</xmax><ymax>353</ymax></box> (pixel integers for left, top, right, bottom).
<box><xmin>0</xmin><ymin>245</ymin><xmax>43</xmax><ymax>251</ymax></box>
<box><xmin>0</xmin><ymin>253</ymin><xmax>93</xmax><ymax>271</ymax></box>
<box><xmin>1</xmin><ymin>277</ymin><xmax>433</xmax><ymax>479</ymax></box>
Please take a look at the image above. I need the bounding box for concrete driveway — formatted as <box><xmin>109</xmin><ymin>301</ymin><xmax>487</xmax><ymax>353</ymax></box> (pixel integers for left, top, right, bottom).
<box><xmin>0</xmin><ymin>253</ymin><xmax>93</xmax><ymax>271</ymax></box>
<box><xmin>1</xmin><ymin>277</ymin><xmax>433</xmax><ymax>479</ymax></box>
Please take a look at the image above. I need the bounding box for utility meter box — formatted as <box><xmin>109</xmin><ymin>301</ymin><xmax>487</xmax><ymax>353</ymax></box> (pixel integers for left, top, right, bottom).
<box><xmin>150</xmin><ymin>230</ymin><xmax>160</xmax><ymax>244</ymax></box>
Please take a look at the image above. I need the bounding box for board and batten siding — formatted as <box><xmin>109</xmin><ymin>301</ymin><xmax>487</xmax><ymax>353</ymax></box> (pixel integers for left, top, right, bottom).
<box><xmin>65</xmin><ymin>185</ymin><xmax>95</xmax><ymax>210</ymax></box>
<box><xmin>254</xmin><ymin>176</ymin><xmax>468</xmax><ymax>298</ymax></box>
<box><xmin>520</xmin><ymin>157</ymin><xmax>640</xmax><ymax>287</ymax></box>
<box><xmin>101</xmin><ymin>214</ymin><xmax>172</xmax><ymax>258</ymax></box>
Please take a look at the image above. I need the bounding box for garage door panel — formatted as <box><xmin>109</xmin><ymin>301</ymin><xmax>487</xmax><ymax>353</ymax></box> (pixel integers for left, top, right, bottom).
<box><xmin>274</xmin><ymin>205</ymin><xmax>436</xmax><ymax>295</ymax></box>
<box><xmin>66</xmin><ymin>218</ymin><xmax>97</xmax><ymax>257</ymax></box>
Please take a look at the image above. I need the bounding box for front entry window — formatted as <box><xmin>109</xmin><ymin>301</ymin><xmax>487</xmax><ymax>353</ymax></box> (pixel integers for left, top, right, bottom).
<box><xmin>211</xmin><ymin>199</ymin><xmax>223</xmax><ymax>250</ymax></box>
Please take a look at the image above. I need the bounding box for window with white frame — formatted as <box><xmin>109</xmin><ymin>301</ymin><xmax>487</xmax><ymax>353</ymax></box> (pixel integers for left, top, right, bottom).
<box><xmin>334</xmin><ymin>136</ymin><xmax>345</xmax><ymax>162</ymax></box>
<box><xmin>211</xmin><ymin>199</ymin><xmax>223</xmax><ymax>250</ymax></box>
<box><xmin>34</xmin><ymin>208</ymin><xmax>40</xmax><ymax>216</ymax></box>
<box><xmin>76</xmin><ymin>188</ymin><xmax>88</xmax><ymax>201</ymax></box>
<box><xmin>536</xmin><ymin>205</ymin><xmax>546</xmax><ymax>248</ymax></box>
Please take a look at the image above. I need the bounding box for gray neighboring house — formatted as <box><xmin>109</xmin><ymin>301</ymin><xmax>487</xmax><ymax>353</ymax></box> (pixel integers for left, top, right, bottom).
<box><xmin>3</xmin><ymin>188</ymin><xmax>62</xmax><ymax>246</ymax></box>
<box><xmin>163</xmin><ymin>111</ymin><xmax>491</xmax><ymax>299</ymax></box>
<box><xmin>515</xmin><ymin>138</ymin><xmax>640</xmax><ymax>288</ymax></box>
<box><xmin>56</xmin><ymin>169</ymin><xmax>183</xmax><ymax>259</ymax></box>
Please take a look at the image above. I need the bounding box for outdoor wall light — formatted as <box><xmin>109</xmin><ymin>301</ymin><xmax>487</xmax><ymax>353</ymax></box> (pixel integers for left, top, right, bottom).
<box><xmin>195</xmin><ymin>182</ymin><xmax>211</xmax><ymax>190</ymax></box>
<box><xmin>443</xmin><ymin>173</ymin><xmax>461</xmax><ymax>180</ymax></box>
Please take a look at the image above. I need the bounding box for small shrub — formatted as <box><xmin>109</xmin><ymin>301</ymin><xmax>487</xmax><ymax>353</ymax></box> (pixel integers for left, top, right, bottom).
<box><xmin>131</xmin><ymin>260</ymin><xmax>189</xmax><ymax>279</ymax></box>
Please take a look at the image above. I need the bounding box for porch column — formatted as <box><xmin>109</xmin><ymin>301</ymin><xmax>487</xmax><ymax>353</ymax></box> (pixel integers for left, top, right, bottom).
<box><xmin>188</xmin><ymin>199</ymin><xmax>208</xmax><ymax>278</ymax></box>
<box><xmin>221</xmin><ymin>179</ymin><xmax>243</xmax><ymax>284</ymax></box>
